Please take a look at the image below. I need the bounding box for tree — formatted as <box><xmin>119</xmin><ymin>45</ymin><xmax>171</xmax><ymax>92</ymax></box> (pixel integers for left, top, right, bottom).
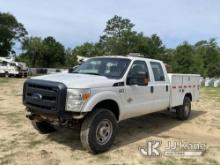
<box><xmin>41</xmin><ymin>36</ymin><xmax>65</xmax><ymax>67</ymax></box>
<box><xmin>99</xmin><ymin>16</ymin><xmax>165</xmax><ymax>57</ymax></box>
<box><xmin>104</xmin><ymin>15</ymin><xmax>134</xmax><ymax>38</ymax></box>
<box><xmin>100</xmin><ymin>15</ymin><xmax>138</xmax><ymax>55</ymax></box>
<box><xmin>0</xmin><ymin>12</ymin><xmax>27</xmax><ymax>56</ymax></box>
<box><xmin>100</xmin><ymin>16</ymin><xmax>142</xmax><ymax>55</ymax></box>
<box><xmin>64</xmin><ymin>48</ymin><xmax>78</xmax><ymax>68</ymax></box>
<box><xmin>21</xmin><ymin>36</ymin><xmax>65</xmax><ymax>68</ymax></box>
<box><xmin>146</xmin><ymin>34</ymin><xmax>165</xmax><ymax>59</ymax></box>
<box><xmin>22</xmin><ymin>37</ymin><xmax>43</xmax><ymax>67</ymax></box>
<box><xmin>193</xmin><ymin>39</ymin><xmax>220</xmax><ymax>77</ymax></box>
<box><xmin>172</xmin><ymin>42</ymin><xmax>195</xmax><ymax>73</ymax></box>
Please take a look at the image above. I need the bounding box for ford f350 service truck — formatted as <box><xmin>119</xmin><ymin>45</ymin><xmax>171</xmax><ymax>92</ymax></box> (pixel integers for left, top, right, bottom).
<box><xmin>23</xmin><ymin>56</ymin><xmax>200</xmax><ymax>154</ymax></box>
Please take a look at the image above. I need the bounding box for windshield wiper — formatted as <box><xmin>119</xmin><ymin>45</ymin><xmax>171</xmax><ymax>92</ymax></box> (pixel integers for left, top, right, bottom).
<box><xmin>71</xmin><ymin>72</ymin><xmax>101</xmax><ymax>76</ymax></box>
<box><xmin>81</xmin><ymin>72</ymin><xmax>101</xmax><ymax>76</ymax></box>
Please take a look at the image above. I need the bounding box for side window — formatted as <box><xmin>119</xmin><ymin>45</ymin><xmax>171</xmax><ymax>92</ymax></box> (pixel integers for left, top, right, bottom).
<box><xmin>128</xmin><ymin>60</ymin><xmax>149</xmax><ymax>79</ymax></box>
<box><xmin>150</xmin><ymin>62</ymin><xmax>165</xmax><ymax>81</ymax></box>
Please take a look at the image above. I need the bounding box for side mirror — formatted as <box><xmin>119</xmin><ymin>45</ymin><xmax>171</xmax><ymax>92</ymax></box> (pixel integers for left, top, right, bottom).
<box><xmin>68</xmin><ymin>65</ymin><xmax>79</xmax><ymax>73</ymax></box>
<box><xmin>68</xmin><ymin>68</ymin><xmax>74</xmax><ymax>73</ymax></box>
<box><xmin>127</xmin><ymin>72</ymin><xmax>149</xmax><ymax>86</ymax></box>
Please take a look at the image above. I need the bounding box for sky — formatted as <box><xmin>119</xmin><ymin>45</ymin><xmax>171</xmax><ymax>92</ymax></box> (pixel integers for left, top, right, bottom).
<box><xmin>0</xmin><ymin>0</ymin><xmax>220</xmax><ymax>52</ymax></box>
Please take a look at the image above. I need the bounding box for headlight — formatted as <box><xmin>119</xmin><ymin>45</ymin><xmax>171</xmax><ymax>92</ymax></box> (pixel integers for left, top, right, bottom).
<box><xmin>66</xmin><ymin>88</ymin><xmax>91</xmax><ymax>112</ymax></box>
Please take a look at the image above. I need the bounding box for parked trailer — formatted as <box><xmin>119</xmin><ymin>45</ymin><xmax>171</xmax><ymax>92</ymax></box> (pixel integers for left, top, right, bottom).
<box><xmin>205</xmin><ymin>78</ymin><xmax>215</xmax><ymax>87</ymax></box>
<box><xmin>214</xmin><ymin>79</ymin><xmax>220</xmax><ymax>87</ymax></box>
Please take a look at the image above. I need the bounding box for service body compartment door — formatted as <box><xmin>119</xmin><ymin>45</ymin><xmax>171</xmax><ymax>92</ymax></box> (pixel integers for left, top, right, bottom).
<box><xmin>168</xmin><ymin>74</ymin><xmax>183</xmax><ymax>107</ymax></box>
<box><xmin>168</xmin><ymin>74</ymin><xmax>200</xmax><ymax>107</ymax></box>
<box><xmin>192</xmin><ymin>76</ymin><xmax>200</xmax><ymax>101</ymax></box>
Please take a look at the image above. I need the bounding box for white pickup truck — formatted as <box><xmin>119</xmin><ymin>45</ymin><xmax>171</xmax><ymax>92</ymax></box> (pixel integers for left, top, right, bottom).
<box><xmin>23</xmin><ymin>56</ymin><xmax>200</xmax><ymax>154</ymax></box>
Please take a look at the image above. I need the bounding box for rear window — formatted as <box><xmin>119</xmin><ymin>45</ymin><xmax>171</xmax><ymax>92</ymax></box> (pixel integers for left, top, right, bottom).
<box><xmin>150</xmin><ymin>62</ymin><xmax>165</xmax><ymax>81</ymax></box>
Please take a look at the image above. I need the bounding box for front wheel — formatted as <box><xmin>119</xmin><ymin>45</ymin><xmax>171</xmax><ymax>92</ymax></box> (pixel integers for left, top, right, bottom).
<box><xmin>176</xmin><ymin>97</ymin><xmax>191</xmax><ymax>120</ymax></box>
<box><xmin>80</xmin><ymin>109</ymin><xmax>117</xmax><ymax>154</ymax></box>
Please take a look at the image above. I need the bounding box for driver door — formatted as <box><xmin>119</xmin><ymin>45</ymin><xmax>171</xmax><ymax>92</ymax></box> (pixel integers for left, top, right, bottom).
<box><xmin>123</xmin><ymin>60</ymin><xmax>154</xmax><ymax>119</ymax></box>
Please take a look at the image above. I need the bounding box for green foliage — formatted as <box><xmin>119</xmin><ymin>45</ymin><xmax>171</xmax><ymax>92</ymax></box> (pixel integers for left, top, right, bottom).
<box><xmin>104</xmin><ymin>15</ymin><xmax>134</xmax><ymax>37</ymax></box>
<box><xmin>0</xmin><ymin>12</ymin><xmax>27</xmax><ymax>56</ymax></box>
<box><xmin>194</xmin><ymin>38</ymin><xmax>220</xmax><ymax>77</ymax></box>
<box><xmin>72</xmin><ymin>42</ymin><xmax>104</xmax><ymax>57</ymax></box>
<box><xmin>172</xmin><ymin>42</ymin><xmax>195</xmax><ymax>73</ymax></box>
<box><xmin>20</xmin><ymin>37</ymin><xmax>43</xmax><ymax>67</ymax></box>
<box><xmin>168</xmin><ymin>38</ymin><xmax>220</xmax><ymax>77</ymax></box>
<box><xmin>65</xmin><ymin>48</ymin><xmax>78</xmax><ymax>68</ymax></box>
<box><xmin>41</xmin><ymin>36</ymin><xmax>65</xmax><ymax>67</ymax></box>
<box><xmin>73</xmin><ymin>15</ymin><xmax>165</xmax><ymax>60</ymax></box>
<box><xmin>20</xmin><ymin>36</ymin><xmax>66</xmax><ymax>68</ymax></box>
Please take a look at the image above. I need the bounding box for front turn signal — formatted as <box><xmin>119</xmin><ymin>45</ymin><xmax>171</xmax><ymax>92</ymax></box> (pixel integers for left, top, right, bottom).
<box><xmin>82</xmin><ymin>93</ymin><xmax>91</xmax><ymax>101</ymax></box>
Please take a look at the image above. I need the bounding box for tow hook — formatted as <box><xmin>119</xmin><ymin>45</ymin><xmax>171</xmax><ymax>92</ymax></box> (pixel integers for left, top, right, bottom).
<box><xmin>26</xmin><ymin>112</ymin><xmax>36</xmax><ymax>120</ymax></box>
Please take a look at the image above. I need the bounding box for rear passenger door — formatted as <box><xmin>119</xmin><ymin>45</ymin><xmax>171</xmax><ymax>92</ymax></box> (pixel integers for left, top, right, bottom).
<box><xmin>149</xmin><ymin>61</ymin><xmax>170</xmax><ymax>111</ymax></box>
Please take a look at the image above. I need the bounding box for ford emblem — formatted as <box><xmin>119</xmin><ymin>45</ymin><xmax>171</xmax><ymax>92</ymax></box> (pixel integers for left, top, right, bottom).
<box><xmin>32</xmin><ymin>93</ymin><xmax>43</xmax><ymax>100</ymax></box>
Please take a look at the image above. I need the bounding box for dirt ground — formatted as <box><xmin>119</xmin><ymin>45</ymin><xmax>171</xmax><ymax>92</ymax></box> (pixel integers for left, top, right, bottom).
<box><xmin>0</xmin><ymin>78</ymin><xmax>220</xmax><ymax>165</ymax></box>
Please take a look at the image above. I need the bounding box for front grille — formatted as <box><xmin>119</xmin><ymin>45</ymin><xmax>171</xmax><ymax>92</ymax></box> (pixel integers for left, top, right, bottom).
<box><xmin>23</xmin><ymin>79</ymin><xmax>67</xmax><ymax>115</ymax></box>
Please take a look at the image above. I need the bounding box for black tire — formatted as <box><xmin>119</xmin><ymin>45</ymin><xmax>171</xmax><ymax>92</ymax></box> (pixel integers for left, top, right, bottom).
<box><xmin>80</xmin><ymin>109</ymin><xmax>117</xmax><ymax>154</ymax></box>
<box><xmin>176</xmin><ymin>97</ymin><xmax>191</xmax><ymax>120</ymax></box>
<box><xmin>31</xmin><ymin>120</ymin><xmax>56</xmax><ymax>134</ymax></box>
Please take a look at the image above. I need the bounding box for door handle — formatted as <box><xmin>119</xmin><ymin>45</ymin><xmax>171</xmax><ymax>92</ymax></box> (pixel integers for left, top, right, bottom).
<box><xmin>166</xmin><ymin>85</ymin><xmax>168</xmax><ymax>92</ymax></box>
<box><xmin>150</xmin><ymin>86</ymin><xmax>154</xmax><ymax>93</ymax></box>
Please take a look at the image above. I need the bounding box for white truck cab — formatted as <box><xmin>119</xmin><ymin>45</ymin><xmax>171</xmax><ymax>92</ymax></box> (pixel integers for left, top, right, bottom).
<box><xmin>23</xmin><ymin>56</ymin><xmax>200</xmax><ymax>154</ymax></box>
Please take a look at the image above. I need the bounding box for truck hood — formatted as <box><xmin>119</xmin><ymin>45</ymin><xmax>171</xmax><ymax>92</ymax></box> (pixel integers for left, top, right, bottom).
<box><xmin>31</xmin><ymin>73</ymin><xmax>119</xmax><ymax>88</ymax></box>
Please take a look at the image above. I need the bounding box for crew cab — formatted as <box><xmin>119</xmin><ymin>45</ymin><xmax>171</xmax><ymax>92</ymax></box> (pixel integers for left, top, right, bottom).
<box><xmin>23</xmin><ymin>56</ymin><xmax>200</xmax><ymax>154</ymax></box>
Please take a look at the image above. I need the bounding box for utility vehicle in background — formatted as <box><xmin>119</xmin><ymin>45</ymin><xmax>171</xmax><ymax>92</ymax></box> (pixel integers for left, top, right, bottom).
<box><xmin>0</xmin><ymin>57</ymin><xmax>28</xmax><ymax>77</ymax></box>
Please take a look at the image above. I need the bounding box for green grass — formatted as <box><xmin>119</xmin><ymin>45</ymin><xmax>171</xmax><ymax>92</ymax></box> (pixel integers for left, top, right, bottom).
<box><xmin>96</xmin><ymin>153</ymin><xmax>111</xmax><ymax>161</ymax></box>
<box><xmin>0</xmin><ymin>112</ymin><xmax>23</xmax><ymax>126</ymax></box>
<box><xmin>205</xmin><ymin>158</ymin><xmax>219</xmax><ymax>165</ymax></box>
<box><xmin>0</xmin><ymin>77</ymin><xmax>9</xmax><ymax>84</ymax></box>
<box><xmin>156</xmin><ymin>159</ymin><xmax>176</xmax><ymax>165</ymax></box>
<box><xmin>155</xmin><ymin>158</ymin><xmax>204</xmax><ymax>165</ymax></box>
<box><xmin>200</xmin><ymin>87</ymin><xmax>220</xmax><ymax>101</ymax></box>
<box><xmin>180</xmin><ymin>158</ymin><xmax>201</xmax><ymax>165</ymax></box>
<box><xmin>28</xmin><ymin>139</ymin><xmax>42</xmax><ymax>148</ymax></box>
<box><xmin>201</xmin><ymin>87</ymin><xmax>220</xmax><ymax>95</ymax></box>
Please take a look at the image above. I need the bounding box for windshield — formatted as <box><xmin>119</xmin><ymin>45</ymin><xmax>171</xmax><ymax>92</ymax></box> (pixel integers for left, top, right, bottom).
<box><xmin>72</xmin><ymin>58</ymin><xmax>131</xmax><ymax>79</ymax></box>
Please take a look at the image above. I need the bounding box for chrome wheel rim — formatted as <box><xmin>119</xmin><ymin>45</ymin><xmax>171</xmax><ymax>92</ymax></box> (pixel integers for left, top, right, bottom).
<box><xmin>96</xmin><ymin>119</ymin><xmax>113</xmax><ymax>145</ymax></box>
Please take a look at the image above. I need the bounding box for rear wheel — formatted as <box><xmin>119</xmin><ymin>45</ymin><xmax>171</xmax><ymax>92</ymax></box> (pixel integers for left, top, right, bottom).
<box><xmin>80</xmin><ymin>109</ymin><xmax>117</xmax><ymax>154</ymax></box>
<box><xmin>176</xmin><ymin>97</ymin><xmax>191</xmax><ymax>120</ymax></box>
<box><xmin>31</xmin><ymin>120</ymin><xmax>56</xmax><ymax>134</ymax></box>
